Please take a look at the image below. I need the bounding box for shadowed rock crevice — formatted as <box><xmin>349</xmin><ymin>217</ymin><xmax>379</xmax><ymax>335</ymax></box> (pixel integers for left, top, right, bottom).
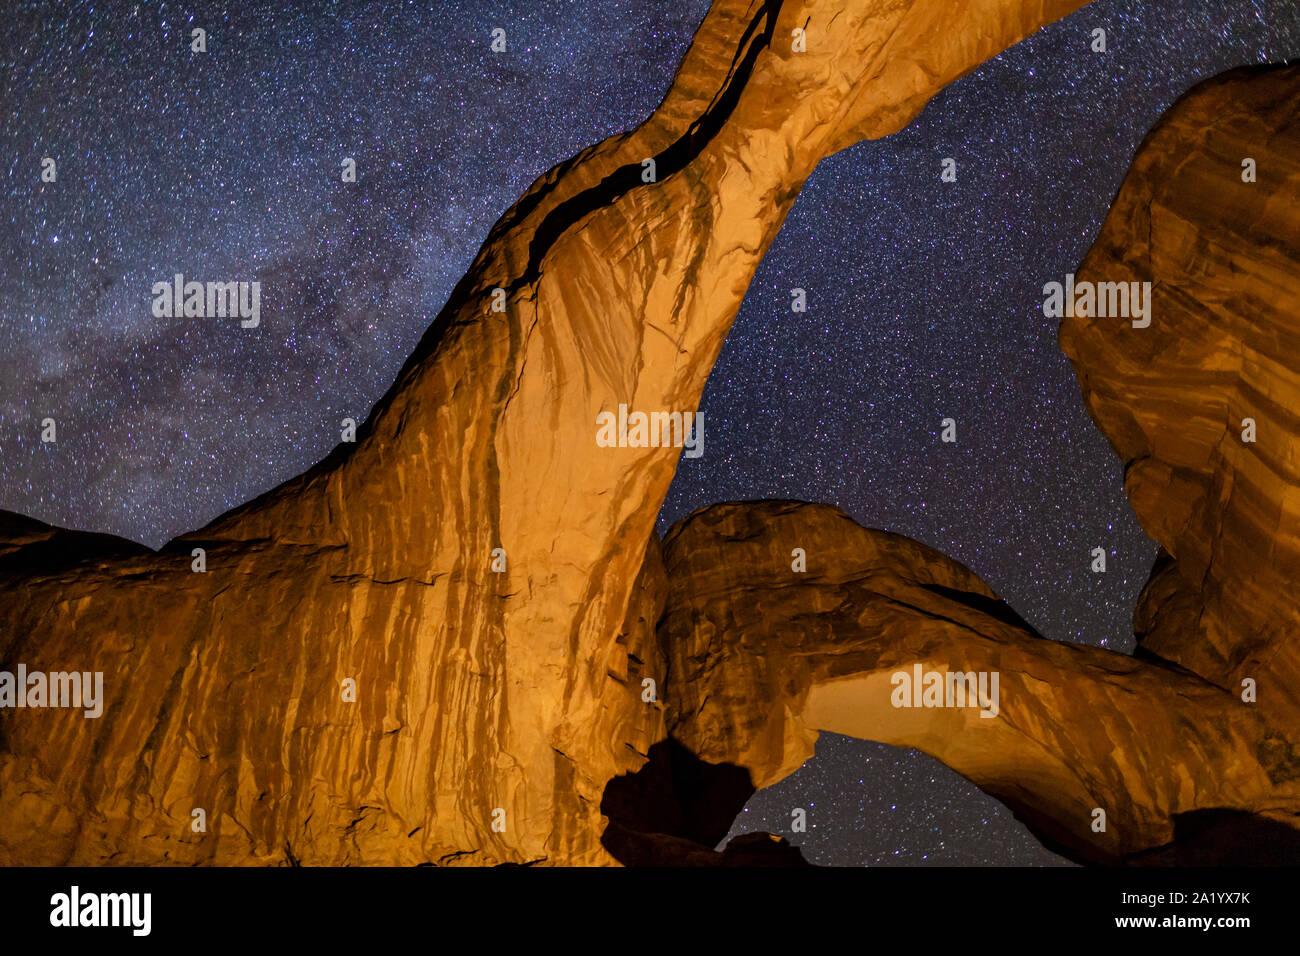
<box><xmin>1133</xmin><ymin>810</ymin><xmax>1300</xmax><ymax>866</ymax></box>
<box><xmin>509</xmin><ymin>0</ymin><xmax>783</xmax><ymax>294</ymax></box>
<box><xmin>599</xmin><ymin>737</ymin><xmax>809</xmax><ymax>866</ymax></box>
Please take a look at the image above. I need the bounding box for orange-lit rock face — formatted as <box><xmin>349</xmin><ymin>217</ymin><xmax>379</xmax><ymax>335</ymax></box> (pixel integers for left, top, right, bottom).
<box><xmin>0</xmin><ymin>0</ymin><xmax>1089</xmax><ymax>865</ymax></box>
<box><xmin>649</xmin><ymin>66</ymin><xmax>1300</xmax><ymax>865</ymax></box>
<box><xmin>1060</xmin><ymin>66</ymin><xmax>1300</xmax><ymax>754</ymax></box>
<box><xmin>656</xmin><ymin>500</ymin><xmax>1300</xmax><ymax>864</ymax></box>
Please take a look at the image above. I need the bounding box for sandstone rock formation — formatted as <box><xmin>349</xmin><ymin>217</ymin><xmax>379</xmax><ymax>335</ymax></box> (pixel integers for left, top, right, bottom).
<box><xmin>650</xmin><ymin>500</ymin><xmax>1300</xmax><ymax>864</ymax></box>
<box><xmin>0</xmin><ymin>0</ymin><xmax>1091</xmax><ymax>865</ymax></box>
<box><xmin>625</xmin><ymin>64</ymin><xmax>1300</xmax><ymax>866</ymax></box>
<box><xmin>1060</xmin><ymin>62</ymin><xmax>1300</xmax><ymax>859</ymax></box>
<box><xmin>1061</xmin><ymin>65</ymin><xmax>1300</xmax><ymax>712</ymax></box>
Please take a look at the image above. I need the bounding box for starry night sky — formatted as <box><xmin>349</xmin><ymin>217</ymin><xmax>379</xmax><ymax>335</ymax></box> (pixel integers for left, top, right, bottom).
<box><xmin>4</xmin><ymin>0</ymin><xmax>1299</xmax><ymax>866</ymax></box>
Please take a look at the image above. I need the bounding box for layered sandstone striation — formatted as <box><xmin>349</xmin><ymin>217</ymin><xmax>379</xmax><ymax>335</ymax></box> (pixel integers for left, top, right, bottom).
<box><xmin>1063</xmin><ymin>65</ymin><xmax>1300</xmax><ymax>856</ymax></box>
<box><xmin>11</xmin><ymin>7</ymin><xmax>1293</xmax><ymax>870</ymax></box>
<box><xmin>641</xmin><ymin>65</ymin><xmax>1300</xmax><ymax>865</ymax></box>
<box><xmin>0</xmin><ymin>0</ymin><xmax>1090</xmax><ymax>865</ymax></box>
<box><xmin>654</xmin><ymin>500</ymin><xmax>1300</xmax><ymax>864</ymax></box>
<box><xmin>1061</xmin><ymin>65</ymin><xmax>1300</xmax><ymax>712</ymax></box>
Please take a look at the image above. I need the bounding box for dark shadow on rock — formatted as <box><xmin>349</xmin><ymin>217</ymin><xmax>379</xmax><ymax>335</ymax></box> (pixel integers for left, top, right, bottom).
<box><xmin>1128</xmin><ymin>809</ymin><xmax>1300</xmax><ymax>865</ymax></box>
<box><xmin>717</xmin><ymin>831</ymin><xmax>811</xmax><ymax>866</ymax></box>
<box><xmin>918</xmin><ymin>583</ymin><xmax>1044</xmax><ymax>639</ymax></box>
<box><xmin>0</xmin><ymin>509</ymin><xmax>152</xmax><ymax>577</ymax></box>
<box><xmin>507</xmin><ymin>0</ymin><xmax>783</xmax><ymax>294</ymax></box>
<box><xmin>600</xmin><ymin>736</ymin><xmax>810</xmax><ymax>866</ymax></box>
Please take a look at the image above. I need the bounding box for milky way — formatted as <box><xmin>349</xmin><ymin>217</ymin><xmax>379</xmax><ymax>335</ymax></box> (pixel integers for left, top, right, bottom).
<box><xmin>3</xmin><ymin>0</ymin><xmax>1299</xmax><ymax>865</ymax></box>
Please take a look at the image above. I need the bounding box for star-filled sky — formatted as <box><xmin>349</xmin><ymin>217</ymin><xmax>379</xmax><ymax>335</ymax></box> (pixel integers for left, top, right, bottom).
<box><xmin>4</xmin><ymin>0</ymin><xmax>1299</xmax><ymax>866</ymax></box>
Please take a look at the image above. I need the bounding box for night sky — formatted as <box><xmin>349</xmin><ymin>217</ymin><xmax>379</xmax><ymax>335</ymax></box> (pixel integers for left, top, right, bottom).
<box><xmin>4</xmin><ymin>0</ymin><xmax>1299</xmax><ymax>866</ymax></box>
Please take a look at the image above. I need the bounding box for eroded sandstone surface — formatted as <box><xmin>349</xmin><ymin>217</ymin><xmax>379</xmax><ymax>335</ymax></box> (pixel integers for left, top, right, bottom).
<box><xmin>0</xmin><ymin>0</ymin><xmax>1090</xmax><ymax>865</ymax></box>
<box><xmin>639</xmin><ymin>65</ymin><xmax>1300</xmax><ymax>865</ymax></box>
<box><xmin>10</xmin><ymin>6</ymin><xmax>1292</xmax><ymax>870</ymax></box>
<box><xmin>653</xmin><ymin>500</ymin><xmax>1299</xmax><ymax>864</ymax></box>
<box><xmin>1062</xmin><ymin>65</ymin><xmax>1300</xmax><ymax>713</ymax></box>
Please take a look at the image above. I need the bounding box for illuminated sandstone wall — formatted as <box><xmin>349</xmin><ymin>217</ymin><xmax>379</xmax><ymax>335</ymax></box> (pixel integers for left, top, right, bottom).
<box><xmin>0</xmin><ymin>0</ymin><xmax>1090</xmax><ymax>865</ymax></box>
